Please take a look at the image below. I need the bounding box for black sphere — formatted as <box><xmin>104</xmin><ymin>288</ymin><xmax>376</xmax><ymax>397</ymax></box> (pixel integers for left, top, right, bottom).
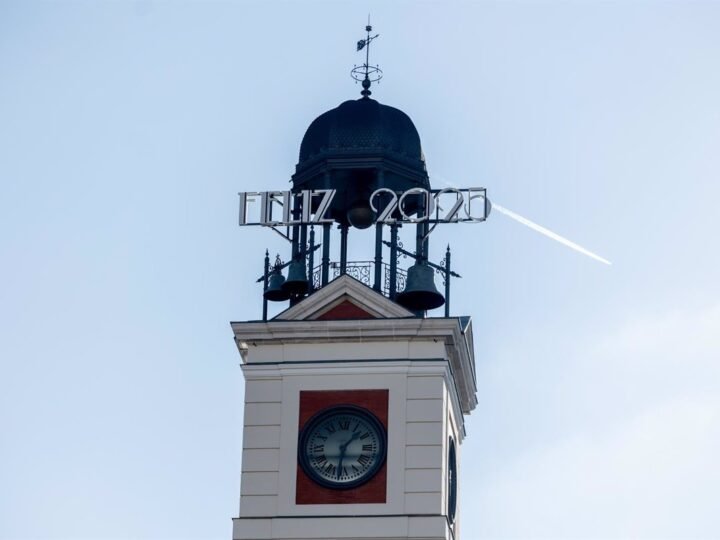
<box><xmin>346</xmin><ymin>200</ymin><xmax>376</xmax><ymax>229</ymax></box>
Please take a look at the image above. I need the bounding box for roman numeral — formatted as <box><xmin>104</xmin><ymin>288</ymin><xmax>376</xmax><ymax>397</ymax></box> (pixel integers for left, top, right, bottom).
<box><xmin>357</xmin><ymin>454</ymin><xmax>371</xmax><ymax>466</ymax></box>
<box><xmin>316</xmin><ymin>435</ymin><xmax>327</xmax><ymax>441</ymax></box>
<box><xmin>325</xmin><ymin>423</ymin><xmax>336</xmax><ymax>434</ymax></box>
<box><xmin>338</xmin><ymin>419</ymin><xmax>350</xmax><ymax>430</ymax></box>
<box><xmin>324</xmin><ymin>463</ymin><xmax>336</xmax><ymax>476</ymax></box>
<box><xmin>362</xmin><ymin>444</ymin><xmax>373</xmax><ymax>452</ymax></box>
<box><xmin>352</xmin><ymin>422</ymin><xmax>360</xmax><ymax>432</ymax></box>
<box><xmin>360</xmin><ymin>432</ymin><xmax>370</xmax><ymax>440</ymax></box>
<box><xmin>315</xmin><ymin>455</ymin><xmax>327</xmax><ymax>466</ymax></box>
<box><xmin>312</xmin><ymin>445</ymin><xmax>324</xmax><ymax>453</ymax></box>
<box><xmin>342</xmin><ymin>466</ymin><xmax>348</xmax><ymax>477</ymax></box>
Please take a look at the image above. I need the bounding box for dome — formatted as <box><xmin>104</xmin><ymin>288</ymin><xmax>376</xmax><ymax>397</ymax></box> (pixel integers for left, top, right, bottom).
<box><xmin>297</xmin><ymin>97</ymin><xmax>425</xmax><ymax>172</ymax></box>
<box><xmin>291</xmin><ymin>95</ymin><xmax>430</xmax><ymax>222</ymax></box>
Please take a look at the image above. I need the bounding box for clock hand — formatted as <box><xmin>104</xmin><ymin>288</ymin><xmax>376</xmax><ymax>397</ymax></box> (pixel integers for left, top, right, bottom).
<box><xmin>336</xmin><ymin>431</ymin><xmax>361</xmax><ymax>480</ymax></box>
<box><xmin>337</xmin><ymin>452</ymin><xmax>344</xmax><ymax>479</ymax></box>
<box><xmin>347</xmin><ymin>431</ymin><xmax>361</xmax><ymax>446</ymax></box>
<box><xmin>337</xmin><ymin>443</ymin><xmax>350</xmax><ymax>479</ymax></box>
<box><xmin>339</xmin><ymin>431</ymin><xmax>361</xmax><ymax>454</ymax></box>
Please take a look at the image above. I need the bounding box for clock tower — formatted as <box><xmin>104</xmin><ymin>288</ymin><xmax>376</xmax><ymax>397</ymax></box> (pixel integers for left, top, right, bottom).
<box><xmin>231</xmin><ymin>25</ymin><xmax>485</xmax><ymax>540</ymax></box>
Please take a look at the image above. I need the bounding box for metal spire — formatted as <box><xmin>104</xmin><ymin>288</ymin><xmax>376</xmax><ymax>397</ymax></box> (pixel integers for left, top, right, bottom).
<box><xmin>351</xmin><ymin>17</ymin><xmax>383</xmax><ymax>98</ymax></box>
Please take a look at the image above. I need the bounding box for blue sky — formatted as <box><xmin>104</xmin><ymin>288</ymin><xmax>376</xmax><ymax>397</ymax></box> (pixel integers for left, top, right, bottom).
<box><xmin>1</xmin><ymin>1</ymin><xmax>719</xmax><ymax>538</ymax></box>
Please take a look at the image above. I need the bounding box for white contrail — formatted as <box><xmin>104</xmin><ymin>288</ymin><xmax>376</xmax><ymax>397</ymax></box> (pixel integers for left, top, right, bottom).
<box><xmin>434</xmin><ymin>176</ymin><xmax>612</xmax><ymax>265</ymax></box>
<box><xmin>490</xmin><ymin>202</ymin><xmax>612</xmax><ymax>266</ymax></box>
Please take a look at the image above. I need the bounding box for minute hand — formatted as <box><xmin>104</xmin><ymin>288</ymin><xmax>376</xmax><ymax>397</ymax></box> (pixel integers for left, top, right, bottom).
<box><xmin>337</xmin><ymin>432</ymin><xmax>361</xmax><ymax>479</ymax></box>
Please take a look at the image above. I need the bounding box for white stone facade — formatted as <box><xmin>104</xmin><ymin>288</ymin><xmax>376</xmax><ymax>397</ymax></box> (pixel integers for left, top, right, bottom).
<box><xmin>231</xmin><ymin>277</ymin><xmax>476</xmax><ymax>540</ymax></box>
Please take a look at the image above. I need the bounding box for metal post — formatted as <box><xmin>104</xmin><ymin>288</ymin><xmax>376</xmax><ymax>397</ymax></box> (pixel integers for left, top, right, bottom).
<box><xmin>262</xmin><ymin>250</ymin><xmax>270</xmax><ymax>321</ymax></box>
<box><xmin>298</xmin><ymin>190</ymin><xmax>308</xmax><ymax>264</ymax></box>
<box><xmin>415</xmin><ymin>222</ymin><xmax>424</xmax><ymax>263</ymax></box>
<box><xmin>300</xmin><ymin>224</ymin><xmax>308</xmax><ymax>262</ymax></box>
<box><xmin>321</xmin><ymin>171</ymin><xmax>332</xmax><ymax>285</ymax></box>
<box><xmin>307</xmin><ymin>226</ymin><xmax>315</xmax><ymax>294</ymax></box>
<box><xmin>291</xmin><ymin>193</ymin><xmax>300</xmax><ymax>260</ymax></box>
<box><xmin>424</xmin><ymin>221</ymin><xmax>430</xmax><ymax>262</ymax></box>
<box><xmin>322</xmin><ymin>223</ymin><xmax>330</xmax><ymax>286</ymax></box>
<box><xmin>373</xmin><ymin>223</ymin><xmax>383</xmax><ymax>291</ymax></box>
<box><xmin>415</xmin><ymin>193</ymin><xmax>429</xmax><ymax>262</ymax></box>
<box><xmin>339</xmin><ymin>223</ymin><xmax>348</xmax><ymax>274</ymax></box>
<box><xmin>389</xmin><ymin>224</ymin><xmax>398</xmax><ymax>299</ymax></box>
<box><xmin>444</xmin><ymin>245</ymin><xmax>451</xmax><ymax>318</ymax></box>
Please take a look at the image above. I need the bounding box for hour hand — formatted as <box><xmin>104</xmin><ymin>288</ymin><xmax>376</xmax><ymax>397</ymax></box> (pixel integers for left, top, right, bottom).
<box><xmin>336</xmin><ymin>451</ymin><xmax>346</xmax><ymax>479</ymax></box>
<box><xmin>337</xmin><ymin>431</ymin><xmax>361</xmax><ymax>479</ymax></box>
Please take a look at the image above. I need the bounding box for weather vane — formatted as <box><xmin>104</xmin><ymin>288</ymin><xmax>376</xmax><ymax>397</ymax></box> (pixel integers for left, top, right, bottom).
<box><xmin>351</xmin><ymin>17</ymin><xmax>383</xmax><ymax>97</ymax></box>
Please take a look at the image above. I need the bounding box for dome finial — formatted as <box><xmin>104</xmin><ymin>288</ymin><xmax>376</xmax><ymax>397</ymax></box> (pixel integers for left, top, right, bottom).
<box><xmin>351</xmin><ymin>16</ymin><xmax>383</xmax><ymax>98</ymax></box>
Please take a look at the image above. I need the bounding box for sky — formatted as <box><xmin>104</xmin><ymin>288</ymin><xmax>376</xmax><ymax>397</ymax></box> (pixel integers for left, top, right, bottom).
<box><xmin>1</xmin><ymin>1</ymin><xmax>719</xmax><ymax>539</ymax></box>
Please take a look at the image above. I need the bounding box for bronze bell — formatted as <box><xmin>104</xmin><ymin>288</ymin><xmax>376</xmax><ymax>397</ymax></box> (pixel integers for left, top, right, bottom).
<box><xmin>264</xmin><ymin>266</ymin><xmax>291</xmax><ymax>302</ymax></box>
<box><xmin>282</xmin><ymin>259</ymin><xmax>309</xmax><ymax>296</ymax></box>
<box><xmin>396</xmin><ymin>261</ymin><xmax>445</xmax><ymax>311</ymax></box>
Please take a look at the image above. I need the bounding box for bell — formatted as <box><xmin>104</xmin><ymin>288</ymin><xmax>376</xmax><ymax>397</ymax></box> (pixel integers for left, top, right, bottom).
<box><xmin>264</xmin><ymin>266</ymin><xmax>291</xmax><ymax>302</ymax></box>
<box><xmin>396</xmin><ymin>261</ymin><xmax>445</xmax><ymax>311</ymax></box>
<box><xmin>281</xmin><ymin>259</ymin><xmax>309</xmax><ymax>296</ymax></box>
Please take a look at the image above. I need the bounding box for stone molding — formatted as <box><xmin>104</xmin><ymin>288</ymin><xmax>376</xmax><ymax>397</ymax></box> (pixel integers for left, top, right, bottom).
<box><xmin>274</xmin><ymin>274</ymin><xmax>414</xmax><ymax>321</ymax></box>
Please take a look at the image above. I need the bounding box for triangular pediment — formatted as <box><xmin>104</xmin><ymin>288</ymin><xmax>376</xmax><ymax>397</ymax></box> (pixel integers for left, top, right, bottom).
<box><xmin>274</xmin><ymin>274</ymin><xmax>414</xmax><ymax>321</ymax></box>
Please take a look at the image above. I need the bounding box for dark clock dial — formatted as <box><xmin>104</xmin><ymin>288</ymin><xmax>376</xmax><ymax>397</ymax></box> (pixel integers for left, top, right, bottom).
<box><xmin>298</xmin><ymin>405</ymin><xmax>387</xmax><ymax>489</ymax></box>
<box><xmin>448</xmin><ymin>438</ymin><xmax>457</xmax><ymax>524</ymax></box>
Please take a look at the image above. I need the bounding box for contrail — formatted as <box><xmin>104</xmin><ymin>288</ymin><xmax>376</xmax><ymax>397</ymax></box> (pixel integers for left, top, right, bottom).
<box><xmin>490</xmin><ymin>202</ymin><xmax>612</xmax><ymax>266</ymax></box>
<box><xmin>434</xmin><ymin>176</ymin><xmax>612</xmax><ymax>266</ymax></box>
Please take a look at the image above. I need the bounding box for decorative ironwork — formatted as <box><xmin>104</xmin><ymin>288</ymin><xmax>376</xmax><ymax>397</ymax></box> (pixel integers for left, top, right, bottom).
<box><xmin>382</xmin><ymin>241</ymin><xmax>461</xmax><ymax>279</ymax></box>
<box><xmin>311</xmin><ymin>260</ymin><xmax>407</xmax><ymax>298</ymax></box>
<box><xmin>256</xmin><ymin>245</ymin><xmax>320</xmax><ymax>284</ymax></box>
<box><xmin>331</xmin><ymin>261</ymin><xmax>372</xmax><ymax>286</ymax></box>
<box><xmin>351</xmin><ymin>18</ymin><xmax>382</xmax><ymax>98</ymax></box>
<box><xmin>396</xmin><ymin>240</ymin><xmax>406</xmax><ymax>265</ymax></box>
<box><xmin>437</xmin><ymin>256</ymin><xmax>448</xmax><ymax>286</ymax></box>
<box><xmin>388</xmin><ymin>264</ymin><xmax>408</xmax><ymax>293</ymax></box>
<box><xmin>312</xmin><ymin>265</ymin><xmax>322</xmax><ymax>291</ymax></box>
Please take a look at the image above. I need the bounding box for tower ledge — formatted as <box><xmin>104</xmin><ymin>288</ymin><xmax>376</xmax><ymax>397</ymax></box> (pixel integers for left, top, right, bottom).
<box><xmin>231</xmin><ymin>276</ymin><xmax>477</xmax><ymax>415</ymax></box>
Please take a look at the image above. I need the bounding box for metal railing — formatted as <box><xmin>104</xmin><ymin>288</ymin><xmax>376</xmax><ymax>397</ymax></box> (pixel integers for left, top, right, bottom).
<box><xmin>311</xmin><ymin>261</ymin><xmax>407</xmax><ymax>298</ymax></box>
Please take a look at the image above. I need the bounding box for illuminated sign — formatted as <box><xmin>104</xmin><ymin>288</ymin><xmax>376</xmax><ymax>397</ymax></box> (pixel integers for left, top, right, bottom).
<box><xmin>238</xmin><ymin>187</ymin><xmax>489</xmax><ymax>226</ymax></box>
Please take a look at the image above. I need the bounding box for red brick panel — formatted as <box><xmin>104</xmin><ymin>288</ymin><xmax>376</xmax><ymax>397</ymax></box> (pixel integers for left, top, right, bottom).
<box><xmin>296</xmin><ymin>389</ymin><xmax>388</xmax><ymax>504</ymax></box>
<box><xmin>315</xmin><ymin>300</ymin><xmax>376</xmax><ymax>320</ymax></box>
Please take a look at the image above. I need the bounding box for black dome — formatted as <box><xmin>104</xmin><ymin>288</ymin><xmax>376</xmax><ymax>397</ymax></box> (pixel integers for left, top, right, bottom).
<box><xmin>297</xmin><ymin>97</ymin><xmax>425</xmax><ymax>170</ymax></box>
<box><xmin>291</xmin><ymin>96</ymin><xmax>430</xmax><ymax>221</ymax></box>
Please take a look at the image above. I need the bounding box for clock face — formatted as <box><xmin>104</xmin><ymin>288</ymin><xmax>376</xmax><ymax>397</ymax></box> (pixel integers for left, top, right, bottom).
<box><xmin>448</xmin><ymin>438</ymin><xmax>457</xmax><ymax>524</ymax></box>
<box><xmin>298</xmin><ymin>405</ymin><xmax>387</xmax><ymax>489</ymax></box>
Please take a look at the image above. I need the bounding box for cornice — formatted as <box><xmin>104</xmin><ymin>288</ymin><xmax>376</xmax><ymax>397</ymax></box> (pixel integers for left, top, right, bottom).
<box><xmin>274</xmin><ymin>274</ymin><xmax>413</xmax><ymax>321</ymax></box>
<box><xmin>232</xmin><ymin>316</ymin><xmax>477</xmax><ymax>415</ymax></box>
